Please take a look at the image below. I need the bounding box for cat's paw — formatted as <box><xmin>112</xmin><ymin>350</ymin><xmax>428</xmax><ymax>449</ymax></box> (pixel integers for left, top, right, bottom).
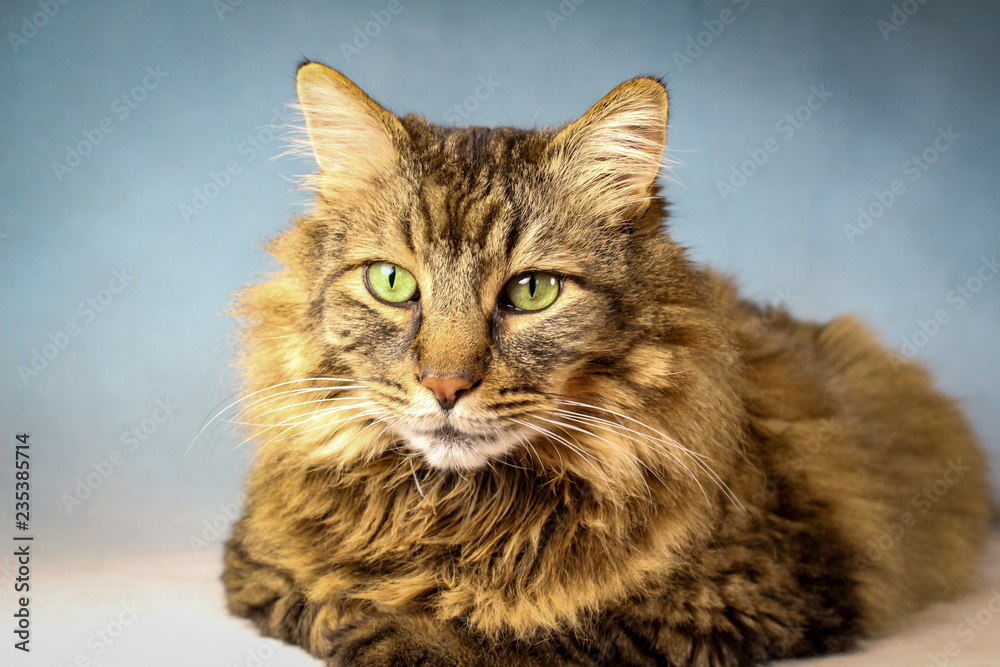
<box><xmin>326</xmin><ymin>615</ymin><xmax>473</xmax><ymax>667</ymax></box>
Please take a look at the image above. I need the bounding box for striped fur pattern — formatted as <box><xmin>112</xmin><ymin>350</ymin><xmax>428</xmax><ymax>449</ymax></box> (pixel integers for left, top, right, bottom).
<box><xmin>222</xmin><ymin>63</ymin><xmax>992</xmax><ymax>666</ymax></box>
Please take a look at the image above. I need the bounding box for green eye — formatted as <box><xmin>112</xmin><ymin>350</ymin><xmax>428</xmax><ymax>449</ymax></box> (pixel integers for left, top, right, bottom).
<box><xmin>505</xmin><ymin>272</ymin><xmax>560</xmax><ymax>312</ymax></box>
<box><xmin>367</xmin><ymin>262</ymin><xmax>418</xmax><ymax>304</ymax></box>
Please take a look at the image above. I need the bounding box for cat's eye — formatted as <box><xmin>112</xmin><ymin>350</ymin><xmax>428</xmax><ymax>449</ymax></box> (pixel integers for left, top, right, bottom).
<box><xmin>504</xmin><ymin>272</ymin><xmax>560</xmax><ymax>312</ymax></box>
<box><xmin>366</xmin><ymin>262</ymin><xmax>418</xmax><ymax>304</ymax></box>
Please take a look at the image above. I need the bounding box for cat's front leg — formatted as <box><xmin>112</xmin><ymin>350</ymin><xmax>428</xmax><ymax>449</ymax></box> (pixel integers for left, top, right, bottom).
<box><xmin>325</xmin><ymin>612</ymin><xmax>491</xmax><ymax>667</ymax></box>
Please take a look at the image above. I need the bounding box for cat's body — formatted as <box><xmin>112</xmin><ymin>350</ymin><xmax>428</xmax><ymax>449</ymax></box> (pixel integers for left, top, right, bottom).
<box><xmin>222</xmin><ymin>63</ymin><xmax>991</xmax><ymax>666</ymax></box>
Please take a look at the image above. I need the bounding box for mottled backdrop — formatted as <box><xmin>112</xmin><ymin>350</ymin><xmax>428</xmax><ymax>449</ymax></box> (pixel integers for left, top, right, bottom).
<box><xmin>1</xmin><ymin>0</ymin><xmax>997</xmax><ymax>576</ymax></box>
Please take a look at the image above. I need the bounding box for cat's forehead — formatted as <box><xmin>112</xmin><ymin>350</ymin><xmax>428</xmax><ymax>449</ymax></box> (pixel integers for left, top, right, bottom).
<box><xmin>393</xmin><ymin>120</ymin><xmax>552</xmax><ymax>257</ymax></box>
<box><xmin>333</xmin><ymin>115</ymin><xmax>624</xmax><ymax>280</ymax></box>
<box><xmin>401</xmin><ymin>117</ymin><xmax>552</xmax><ymax>184</ymax></box>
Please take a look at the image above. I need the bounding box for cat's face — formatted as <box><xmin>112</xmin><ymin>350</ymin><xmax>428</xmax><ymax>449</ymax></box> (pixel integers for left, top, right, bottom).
<box><xmin>293</xmin><ymin>64</ymin><xmax>673</xmax><ymax>470</ymax></box>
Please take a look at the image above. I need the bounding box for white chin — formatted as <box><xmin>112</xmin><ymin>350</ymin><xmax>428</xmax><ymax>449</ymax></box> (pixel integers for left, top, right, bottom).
<box><xmin>405</xmin><ymin>429</ymin><xmax>515</xmax><ymax>470</ymax></box>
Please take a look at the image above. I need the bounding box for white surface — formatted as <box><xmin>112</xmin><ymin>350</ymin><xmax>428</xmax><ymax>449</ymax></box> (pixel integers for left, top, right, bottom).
<box><xmin>4</xmin><ymin>535</ymin><xmax>999</xmax><ymax>666</ymax></box>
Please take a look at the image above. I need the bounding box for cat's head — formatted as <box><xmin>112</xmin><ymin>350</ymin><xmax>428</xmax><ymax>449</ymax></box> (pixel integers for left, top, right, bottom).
<box><xmin>239</xmin><ymin>63</ymin><xmax>740</xmax><ymax>491</ymax></box>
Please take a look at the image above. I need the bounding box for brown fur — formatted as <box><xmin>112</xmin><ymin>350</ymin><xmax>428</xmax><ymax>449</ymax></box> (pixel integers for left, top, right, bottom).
<box><xmin>222</xmin><ymin>63</ymin><xmax>992</xmax><ymax>666</ymax></box>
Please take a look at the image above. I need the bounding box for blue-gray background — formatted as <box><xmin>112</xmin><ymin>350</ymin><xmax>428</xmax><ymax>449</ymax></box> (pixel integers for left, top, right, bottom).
<box><xmin>2</xmin><ymin>0</ymin><xmax>998</xmax><ymax>561</ymax></box>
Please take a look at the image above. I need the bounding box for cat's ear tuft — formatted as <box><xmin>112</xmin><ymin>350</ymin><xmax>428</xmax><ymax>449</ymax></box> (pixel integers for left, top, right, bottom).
<box><xmin>548</xmin><ymin>77</ymin><xmax>669</xmax><ymax>221</ymax></box>
<box><xmin>295</xmin><ymin>62</ymin><xmax>406</xmax><ymax>192</ymax></box>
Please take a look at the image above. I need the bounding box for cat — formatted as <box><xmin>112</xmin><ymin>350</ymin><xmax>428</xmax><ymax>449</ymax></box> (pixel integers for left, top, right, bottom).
<box><xmin>222</xmin><ymin>61</ymin><xmax>992</xmax><ymax>666</ymax></box>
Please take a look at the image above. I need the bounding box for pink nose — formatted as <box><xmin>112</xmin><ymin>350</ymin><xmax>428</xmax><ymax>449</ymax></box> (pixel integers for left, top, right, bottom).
<box><xmin>420</xmin><ymin>374</ymin><xmax>473</xmax><ymax>408</ymax></box>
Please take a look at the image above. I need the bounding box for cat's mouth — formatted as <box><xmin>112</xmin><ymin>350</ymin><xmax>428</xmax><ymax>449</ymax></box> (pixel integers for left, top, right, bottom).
<box><xmin>422</xmin><ymin>424</ymin><xmax>492</xmax><ymax>445</ymax></box>
<box><xmin>401</xmin><ymin>422</ymin><xmax>519</xmax><ymax>470</ymax></box>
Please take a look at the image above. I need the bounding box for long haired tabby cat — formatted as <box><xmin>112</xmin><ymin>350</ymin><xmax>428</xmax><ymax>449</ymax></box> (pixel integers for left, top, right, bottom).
<box><xmin>222</xmin><ymin>62</ymin><xmax>991</xmax><ymax>666</ymax></box>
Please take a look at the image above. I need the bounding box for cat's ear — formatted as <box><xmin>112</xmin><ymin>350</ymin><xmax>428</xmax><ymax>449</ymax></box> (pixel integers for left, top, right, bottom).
<box><xmin>296</xmin><ymin>62</ymin><xmax>406</xmax><ymax>191</ymax></box>
<box><xmin>548</xmin><ymin>77</ymin><xmax>668</xmax><ymax>221</ymax></box>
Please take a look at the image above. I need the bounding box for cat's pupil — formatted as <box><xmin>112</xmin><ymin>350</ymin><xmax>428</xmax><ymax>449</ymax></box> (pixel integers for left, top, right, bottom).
<box><xmin>528</xmin><ymin>274</ymin><xmax>537</xmax><ymax>297</ymax></box>
<box><xmin>387</xmin><ymin>266</ymin><xmax>396</xmax><ymax>288</ymax></box>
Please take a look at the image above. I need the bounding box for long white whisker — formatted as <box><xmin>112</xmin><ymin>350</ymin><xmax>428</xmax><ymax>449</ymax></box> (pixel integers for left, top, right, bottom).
<box><xmin>233</xmin><ymin>385</ymin><xmax>369</xmax><ymax>419</ymax></box>
<box><xmin>513</xmin><ymin>426</ymin><xmax>560</xmax><ymax>472</ymax></box>
<box><xmin>311</xmin><ymin>410</ymin><xmax>390</xmax><ymax>455</ymax></box>
<box><xmin>270</xmin><ymin>401</ymin><xmax>379</xmax><ymax>431</ymax></box>
<box><xmin>510</xmin><ymin>418</ymin><xmax>615</xmax><ymax>495</ymax></box>
<box><xmin>553</xmin><ymin>399</ymin><xmax>713</xmax><ymax>462</ymax></box>
<box><xmin>242</xmin><ymin>406</ymin><xmax>383</xmax><ymax>455</ymax></box>
<box><xmin>231</xmin><ymin>402</ymin><xmax>378</xmax><ymax>453</ymax></box>
<box><xmin>550</xmin><ymin>399</ymin><xmax>746</xmax><ymax>514</ymax></box>
<box><xmin>237</xmin><ymin>394</ymin><xmax>370</xmax><ymax>424</ymax></box>
<box><xmin>409</xmin><ymin>456</ymin><xmax>425</xmax><ymax>499</ymax></box>
<box><xmin>543</xmin><ymin>412</ymin><xmax>669</xmax><ymax>503</ymax></box>
<box><xmin>532</xmin><ymin>414</ymin><xmax>642</xmax><ymax>478</ymax></box>
<box><xmin>558</xmin><ymin>399</ymin><xmax>740</xmax><ymax>490</ymax></box>
<box><xmin>185</xmin><ymin>376</ymin><xmax>369</xmax><ymax>460</ymax></box>
<box><xmin>356</xmin><ymin>418</ymin><xmax>394</xmax><ymax>461</ymax></box>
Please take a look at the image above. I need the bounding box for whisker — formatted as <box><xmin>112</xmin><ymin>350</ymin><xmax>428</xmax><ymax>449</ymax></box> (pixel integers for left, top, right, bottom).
<box><xmin>409</xmin><ymin>456</ymin><xmax>425</xmax><ymax>498</ymax></box>
<box><xmin>549</xmin><ymin>399</ymin><xmax>746</xmax><ymax>514</ymax></box>
<box><xmin>239</xmin><ymin>394</ymin><xmax>370</xmax><ymax>423</ymax></box>
<box><xmin>510</xmin><ymin>418</ymin><xmax>615</xmax><ymax>496</ymax></box>
<box><xmin>186</xmin><ymin>376</ymin><xmax>369</xmax><ymax>458</ymax></box>
<box><xmin>356</xmin><ymin>418</ymin><xmax>394</xmax><ymax>461</ymax></box>
<box><xmin>312</xmin><ymin>410</ymin><xmax>390</xmax><ymax>456</ymax></box>
<box><xmin>513</xmin><ymin>427</ymin><xmax>560</xmax><ymax>472</ymax></box>
<box><xmin>543</xmin><ymin>412</ymin><xmax>669</xmax><ymax>503</ymax></box>
<box><xmin>532</xmin><ymin>414</ymin><xmax>642</xmax><ymax>478</ymax></box>
<box><xmin>551</xmin><ymin>398</ymin><xmax>712</xmax><ymax>462</ymax></box>
<box><xmin>241</xmin><ymin>406</ymin><xmax>384</xmax><ymax>456</ymax></box>
<box><xmin>239</xmin><ymin>399</ymin><xmax>376</xmax><ymax>430</ymax></box>
<box><xmin>269</xmin><ymin>402</ymin><xmax>379</xmax><ymax>431</ymax></box>
<box><xmin>495</xmin><ymin>426</ymin><xmax>536</xmax><ymax>471</ymax></box>
<box><xmin>234</xmin><ymin>384</ymin><xmax>369</xmax><ymax>415</ymax></box>
<box><xmin>231</xmin><ymin>402</ymin><xmax>379</xmax><ymax>453</ymax></box>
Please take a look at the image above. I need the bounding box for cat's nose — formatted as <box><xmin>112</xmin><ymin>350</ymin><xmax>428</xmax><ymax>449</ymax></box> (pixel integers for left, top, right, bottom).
<box><xmin>420</xmin><ymin>374</ymin><xmax>474</xmax><ymax>410</ymax></box>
